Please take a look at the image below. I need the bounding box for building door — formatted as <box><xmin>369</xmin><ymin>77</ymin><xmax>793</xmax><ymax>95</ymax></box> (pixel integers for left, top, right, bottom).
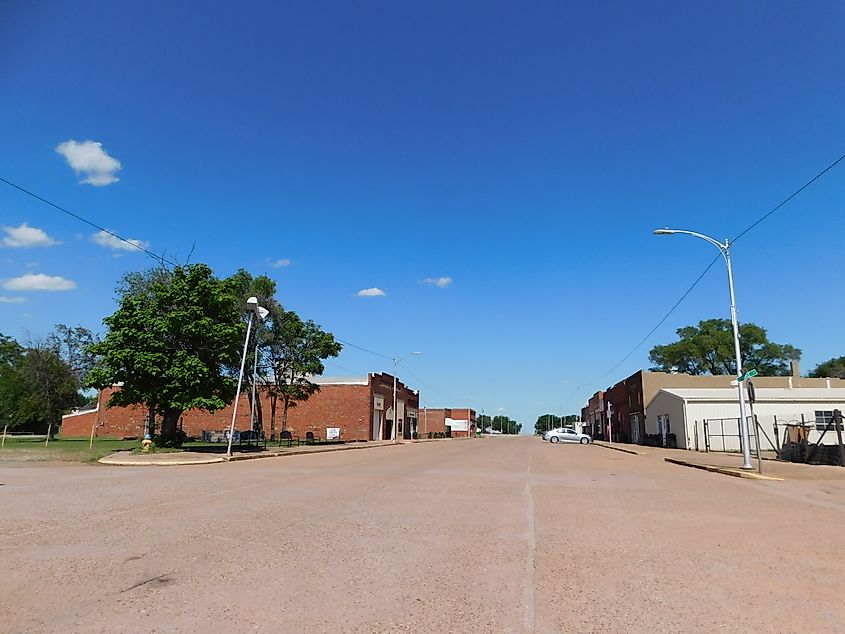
<box><xmin>630</xmin><ymin>414</ymin><xmax>640</xmax><ymax>444</ymax></box>
<box><xmin>372</xmin><ymin>411</ymin><xmax>381</xmax><ymax>441</ymax></box>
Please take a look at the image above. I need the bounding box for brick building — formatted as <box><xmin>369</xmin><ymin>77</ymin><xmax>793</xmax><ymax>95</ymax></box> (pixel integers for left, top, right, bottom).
<box><xmin>585</xmin><ymin>365</ymin><xmax>845</xmax><ymax>444</ymax></box>
<box><xmin>60</xmin><ymin>372</ymin><xmax>419</xmax><ymax>442</ymax></box>
<box><xmin>417</xmin><ymin>408</ymin><xmax>477</xmax><ymax>437</ymax></box>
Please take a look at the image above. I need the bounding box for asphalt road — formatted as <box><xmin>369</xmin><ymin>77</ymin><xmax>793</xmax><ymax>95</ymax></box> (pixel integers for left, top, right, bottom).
<box><xmin>2</xmin><ymin>437</ymin><xmax>845</xmax><ymax>633</ymax></box>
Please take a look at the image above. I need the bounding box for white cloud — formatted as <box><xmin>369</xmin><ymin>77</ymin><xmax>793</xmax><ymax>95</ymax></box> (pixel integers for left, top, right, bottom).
<box><xmin>269</xmin><ymin>258</ymin><xmax>290</xmax><ymax>268</ymax></box>
<box><xmin>357</xmin><ymin>287</ymin><xmax>386</xmax><ymax>297</ymax></box>
<box><xmin>91</xmin><ymin>230</ymin><xmax>149</xmax><ymax>252</ymax></box>
<box><xmin>56</xmin><ymin>139</ymin><xmax>122</xmax><ymax>186</ymax></box>
<box><xmin>2</xmin><ymin>223</ymin><xmax>60</xmax><ymax>248</ymax></box>
<box><xmin>0</xmin><ymin>296</ymin><xmax>26</xmax><ymax>304</ymax></box>
<box><xmin>2</xmin><ymin>273</ymin><xmax>77</xmax><ymax>291</ymax></box>
<box><xmin>496</xmin><ymin>407</ymin><xmax>506</xmax><ymax>412</ymax></box>
<box><xmin>421</xmin><ymin>276</ymin><xmax>453</xmax><ymax>288</ymax></box>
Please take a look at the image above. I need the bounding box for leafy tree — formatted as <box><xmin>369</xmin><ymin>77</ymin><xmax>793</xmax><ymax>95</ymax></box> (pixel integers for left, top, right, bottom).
<box><xmin>14</xmin><ymin>344</ymin><xmax>80</xmax><ymax>437</ymax></box>
<box><xmin>264</xmin><ymin>305</ymin><xmax>342</xmax><ymax>439</ymax></box>
<box><xmin>535</xmin><ymin>414</ymin><xmax>561</xmax><ymax>435</ymax></box>
<box><xmin>47</xmin><ymin>324</ymin><xmax>100</xmax><ymax>387</ymax></box>
<box><xmin>88</xmin><ymin>264</ymin><xmax>244</xmax><ymax>444</ymax></box>
<box><xmin>533</xmin><ymin>414</ymin><xmax>580</xmax><ymax>435</ymax></box>
<box><xmin>0</xmin><ymin>334</ymin><xmax>25</xmax><ymax>429</ymax></box>
<box><xmin>492</xmin><ymin>415</ymin><xmax>522</xmax><ymax>434</ymax></box>
<box><xmin>649</xmin><ymin>319</ymin><xmax>800</xmax><ymax>376</ymax></box>
<box><xmin>809</xmin><ymin>356</ymin><xmax>845</xmax><ymax>379</ymax></box>
<box><xmin>477</xmin><ymin>413</ymin><xmax>492</xmax><ymax>431</ymax></box>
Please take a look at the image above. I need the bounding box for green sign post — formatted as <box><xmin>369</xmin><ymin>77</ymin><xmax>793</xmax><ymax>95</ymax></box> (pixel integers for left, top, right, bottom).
<box><xmin>738</xmin><ymin>369</ymin><xmax>758</xmax><ymax>382</ymax></box>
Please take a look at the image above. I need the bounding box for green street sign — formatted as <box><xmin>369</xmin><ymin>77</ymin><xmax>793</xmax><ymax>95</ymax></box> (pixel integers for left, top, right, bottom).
<box><xmin>738</xmin><ymin>369</ymin><xmax>758</xmax><ymax>382</ymax></box>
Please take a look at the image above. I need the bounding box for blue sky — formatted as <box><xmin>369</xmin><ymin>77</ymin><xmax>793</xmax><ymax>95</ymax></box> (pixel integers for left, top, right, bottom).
<box><xmin>2</xmin><ymin>1</ymin><xmax>844</xmax><ymax>429</ymax></box>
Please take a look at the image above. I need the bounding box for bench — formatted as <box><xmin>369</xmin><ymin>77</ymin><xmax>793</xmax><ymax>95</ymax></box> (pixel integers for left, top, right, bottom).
<box><xmin>278</xmin><ymin>430</ymin><xmax>301</xmax><ymax>447</ymax></box>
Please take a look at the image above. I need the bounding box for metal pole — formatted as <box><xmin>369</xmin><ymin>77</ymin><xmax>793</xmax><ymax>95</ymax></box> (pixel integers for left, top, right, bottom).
<box><xmin>724</xmin><ymin>246</ymin><xmax>753</xmax><ymax>469</ymax></box>
<box><xmin>834</xmin><ymin>409</ymin><xmax>845</xmax><ymax>467</ymax></box>
<box><xmin>392</xmin><ymin>360</ymin><xmax>398</xmax><ymax>443</ymax></box>
<box><xmin>249</xmin><ymin>337</ymin><xmax>260</xmax><ymax>434</ymax></box>
<box><xmin>227</xmin><ymin>312</ymin><xmax>255</xmax><ymax>458</ymax></box>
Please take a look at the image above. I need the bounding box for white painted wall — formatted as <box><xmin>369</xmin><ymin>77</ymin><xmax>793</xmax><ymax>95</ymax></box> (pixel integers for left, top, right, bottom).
<box><xmin>648</xmin><ymin>391</ymin><xmax>845</xmax><ymax>452</ymax></box>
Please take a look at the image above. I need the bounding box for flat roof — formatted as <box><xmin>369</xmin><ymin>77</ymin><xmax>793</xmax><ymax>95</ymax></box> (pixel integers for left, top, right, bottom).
<box><xmin>659</xmin><ymin>387</ymin><xmax>845</xmax><ymax>402</ymax></box>
<box><xmin>309</xmin><ymin>376</ymin><xmax>369</xmax><ymax>386</ymax></box>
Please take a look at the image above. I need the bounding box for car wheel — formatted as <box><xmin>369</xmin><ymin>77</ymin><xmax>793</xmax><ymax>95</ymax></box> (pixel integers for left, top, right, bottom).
<box><xmin>550</xmin><ymin>436</ymin><xmax>559</xmax><ymax>444</ymax></box>
<box><xmin>580</xmin><ymin>437</ymin><xmax>589</xmax><ymax>444</ymax></box>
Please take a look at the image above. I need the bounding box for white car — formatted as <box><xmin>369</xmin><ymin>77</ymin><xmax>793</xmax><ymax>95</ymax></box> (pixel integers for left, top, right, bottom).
<box><xmin>544</xmin><ymin>428</ymin><xmax>591</xmax><ymax>444</ymax></box>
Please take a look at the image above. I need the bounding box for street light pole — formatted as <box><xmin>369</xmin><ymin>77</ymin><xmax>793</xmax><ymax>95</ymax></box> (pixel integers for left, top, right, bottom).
<box><xmin>227</xmin><ymin>298</ymin><xmax>268</xmax><ymax>458</ymax></box>
<box><xmin>391</xmin><ymin>352</ymin><xmax>421</xmax><ymax>443</ymax></box>
<box><xmin>654</xmin><ymin>228</ymin><xmax>753</xmax><ymax>469</ymax></box>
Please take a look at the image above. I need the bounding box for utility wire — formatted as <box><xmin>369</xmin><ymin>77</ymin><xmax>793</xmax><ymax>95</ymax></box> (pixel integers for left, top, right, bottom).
<box><xmin>571</xmin><ymin>149</ymin><xmax>845</xmax><ymax>402</ymax></box>
<box><xmin>732</xmin><ymin>151</ymin><xmax>845</xmax><ymax>244</ymax></box>
<box><xmin>0</xmin><ymin>176</ymin><xmax>179</xmax><ymax>267</ymax></box>
<box><xmin>336</xmin><ymin>338</ymin><xmax>393</xmax><ymax>361</ymax></box>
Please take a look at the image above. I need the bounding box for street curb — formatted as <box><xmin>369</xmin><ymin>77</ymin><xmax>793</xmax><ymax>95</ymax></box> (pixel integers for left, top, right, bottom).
<box><xmin>224</xmin><ymin>441</ymin><xmax>403</xmax><ymax>462</ymax></box>
<box><xmin>99</xmin><ymin>440</ymin><xmax>404</xmax><ymax>466</ymax></box>
<box><xmin>98</xmin><ymin>454</ymin><xmax>225</xmax><ymax>466</ymax></box>
<box><xmin>664</xmin><ymin>457</ymin><xmax>783</xmax><ymax>481</ymax></box>
<box><xmin>592</xmin><ymin>441</ymin><xmax>641</xmax><ymax>455</ymax></box>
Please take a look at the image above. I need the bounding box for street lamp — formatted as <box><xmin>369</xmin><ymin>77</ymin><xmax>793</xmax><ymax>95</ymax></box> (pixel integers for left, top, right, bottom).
<box><xmin>654</xmin><ymin>228</ymin><xmax>753</xmax><ymax>469</ymax></box>
<box><xmin>227</xmin><ymin>297</ymin><xmax>269</xmax><ymax>458</ymax></box>
<box><xmin>392</xmin><ymin>352</ymin><xmax>421</xmax><ymax>443</ymax></box>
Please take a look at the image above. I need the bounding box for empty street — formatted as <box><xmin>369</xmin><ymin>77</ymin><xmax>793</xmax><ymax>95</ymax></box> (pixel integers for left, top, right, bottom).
<box><xmin>2</xmin><ymin>438</ymin><xmax>845</xmax><ymax>633</ymax></box>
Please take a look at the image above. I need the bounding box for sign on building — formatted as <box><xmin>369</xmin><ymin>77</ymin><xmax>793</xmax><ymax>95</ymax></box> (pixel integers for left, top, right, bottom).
<box><xmin>326</xmin><ymin>427</ymin><xmax>340</xmax><ymax>440</ymax></box>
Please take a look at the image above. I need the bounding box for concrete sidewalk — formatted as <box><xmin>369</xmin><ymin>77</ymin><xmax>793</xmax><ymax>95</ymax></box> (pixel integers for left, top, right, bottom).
<box><xmin>98</xmin><ymin>439</ymin><xmax>402</xmax><ymax>466</ymax></box>
<box><xmin>642</xmin><ymin>445</ymin><xmax>845</xmax><ymax>481</ymax></box>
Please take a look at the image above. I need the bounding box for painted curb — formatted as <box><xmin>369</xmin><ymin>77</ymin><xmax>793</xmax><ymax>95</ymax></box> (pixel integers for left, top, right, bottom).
<box><xmin>592</xmin><ymin>441</ymin><xmax>641</xmax><ymax>455</ymax></box>
<box><xmin>664</xmin><ymin>457</ymin><xmax>783</xmax><ymax>481</ymax></box>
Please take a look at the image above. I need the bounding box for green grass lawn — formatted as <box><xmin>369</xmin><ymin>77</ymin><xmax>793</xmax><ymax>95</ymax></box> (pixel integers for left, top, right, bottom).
<box><xmin>0</xmin><ymin>436</ymin><xmax>275</xmax><ymax>463</ymax></box>
<box><xmin>0</xmin><ymin>436</ymin><xmax>142</xmax><ymax>463</ymax></box>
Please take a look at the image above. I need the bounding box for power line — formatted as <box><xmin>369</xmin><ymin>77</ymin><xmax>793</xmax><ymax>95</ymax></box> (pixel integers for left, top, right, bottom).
<box><xmin>0</xmin><ymin>176</ymin><xmax>179</xmax><ymax>267</ymax></box>
<box><xmin>571</xmin><ymin>149</ymin><xmax>845</xmax><ymax>402</ymax></box>
<box><xmin>335</xmin><ymin>338</ymin><xmax>393</xmax><ymax>361</ymax></box>
<box><xmin>732</xmin><ymin>151</ymin><xmax>845</xmax><ymax>243</ymax></box>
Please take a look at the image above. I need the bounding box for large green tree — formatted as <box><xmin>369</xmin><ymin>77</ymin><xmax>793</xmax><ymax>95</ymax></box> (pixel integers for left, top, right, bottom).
<box><xmin>649</xmin><ymin>319</ymin><xmax>800</xmax><ymax>376</ymax></box>
<box><xmin>14</xmin><ymin>344</ymin><xmax>80</xmax><ymax>437</ymax></box>
<box><xmin>492</xmin><ymin>415</ymin><xmax>522</xmax><ymax>434</ymax></box>
<box><xmin>264</xmin><ymin>306</ymin><xmax>342</xmax><ymax>439</ymax></box>
<box><xmin>0</xmin><ymin>334</ymin><xmax>25</xmax><ymax>429</ymax></box>
<box><xmin>88</xmin><ymin>264</ymin><xmax>244</xmax><ymax>444</ymax></box>
<box><xmin>534</xmin><ymin>413</ymin><xmax>579</xmax><ymax>435</ymax></box>
<box><xmin>810</xmin><ymin>356</ymin><xmax>845</xmax><ymax>379</ymax></box>
<box><xmin>0</xmin><ymin>335</ymin><xmax>81</xmax><ymax>435</ymax></box>
<box><xmin>47</xmin><ymin>324</ymin><xmax>100</xmax><ymax>387</ymax></box>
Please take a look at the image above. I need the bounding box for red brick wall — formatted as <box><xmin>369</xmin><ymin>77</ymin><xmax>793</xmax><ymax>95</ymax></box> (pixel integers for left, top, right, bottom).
<box><xmin>282</xmin><ymin>384</ymin><xmax>371</xmax><ymax>441</ymax></box>
<box><xmin>418</xmin><ymin>408</ymin><xmax>476</xmax><ymax>437</ymax></box>
<box><xmin>61</xmin><ymin>373</ymin><xmax>419</xmax><ymax>442</ymax></box>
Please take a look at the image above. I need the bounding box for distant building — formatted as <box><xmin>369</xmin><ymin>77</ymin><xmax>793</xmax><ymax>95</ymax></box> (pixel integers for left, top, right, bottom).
<box><xmin>417</xmin><ymin>408</ymin><xmax>476</xmax><ymax>437</ymax></box>
<box><xmin>584</xmin><ymin>365</ymin><xmax>845</xmax><ymax>444</ymax></box>
<box><xmin>60</xmin><ymin>372</ymin><xmax>419</xmax><ymax>442</ymax></box>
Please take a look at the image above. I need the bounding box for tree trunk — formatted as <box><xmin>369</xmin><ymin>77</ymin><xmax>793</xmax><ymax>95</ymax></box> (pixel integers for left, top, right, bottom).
<box><xmin>282</xmin><ymin>396</ymin><xmax>290</xmax><ymax>433</ymax></box>
<box><xmin>269</xmin><ymin>393</ymin><xmax>277</xmax><ymax>440</ymax></box>
<box><xmin>160</xmin><ymin>408</ymin><xmax>183</xmax><ymax>444</ymax></box>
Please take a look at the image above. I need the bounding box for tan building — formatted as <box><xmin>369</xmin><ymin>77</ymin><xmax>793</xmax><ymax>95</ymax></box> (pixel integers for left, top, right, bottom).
<box><xmin>587</xmin><ymin>364</ymin><xmax>845</xmax><ymax>444</ymax></box>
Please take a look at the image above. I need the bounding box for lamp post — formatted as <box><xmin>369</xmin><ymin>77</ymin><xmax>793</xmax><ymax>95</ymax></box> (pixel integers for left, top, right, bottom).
<box><xmin>226</xmin><ymin>297</ymin><xmax>269</xmax><ymax>458</ymax></box>
<box><xmin>392</xmin><ymin>352</ymin><xmax>421</xmax><ymax>443</ymax></box>
<box><xmin>654</xmin><ymin>228</ymin><xmax>753</xmax><ymax>470</ymax></box>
